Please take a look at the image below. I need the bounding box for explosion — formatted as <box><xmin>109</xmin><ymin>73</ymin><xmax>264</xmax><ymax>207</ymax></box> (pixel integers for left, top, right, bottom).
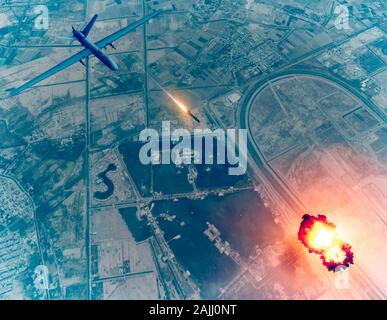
<box><xmin>298</xmin><ymin>214</ymin><xmax>354</xmax><ymax>271</ymax></box>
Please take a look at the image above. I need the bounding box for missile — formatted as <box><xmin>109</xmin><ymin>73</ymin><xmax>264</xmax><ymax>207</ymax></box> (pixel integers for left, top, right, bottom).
<box><xmin>150</xmin><ymin>76</ymin><xmax>201</xmax><ymax>123</ymax></box>
<box><xmin>188</xmin><ymin>110</ymin><xmax>200</xmax><ymax>123</ymax></box>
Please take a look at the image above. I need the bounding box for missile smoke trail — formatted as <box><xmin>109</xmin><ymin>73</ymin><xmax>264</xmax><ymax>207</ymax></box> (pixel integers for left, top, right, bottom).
<box><xmin>150</xmin><ymin>76</ymin><xmax>200</xmax><ymax>123</ymax></box>
<box><xmin>150</xmin><ymin>77</ymin><xmax>189</xmax><ymax>113</ymax></box>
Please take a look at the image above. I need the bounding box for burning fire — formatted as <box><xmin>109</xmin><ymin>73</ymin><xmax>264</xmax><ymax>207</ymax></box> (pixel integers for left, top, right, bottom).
<box><xmin>298</xmin><ymin>214</ymin><xmax>354</xmax><ymax>271</ymax></box>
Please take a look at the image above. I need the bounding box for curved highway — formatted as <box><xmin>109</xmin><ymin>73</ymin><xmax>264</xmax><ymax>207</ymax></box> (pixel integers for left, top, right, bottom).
<box><xmin>239</xmin><ymin>69</ymin><xmax>386</xmax><ymax>215</ymax></box>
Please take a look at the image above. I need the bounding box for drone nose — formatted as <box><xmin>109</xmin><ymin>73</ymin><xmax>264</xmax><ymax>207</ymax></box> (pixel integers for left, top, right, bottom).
<box><xmin>111</xmin><ymin>61</ymin><xmax>119</xmax><ymax>71</ymax></box>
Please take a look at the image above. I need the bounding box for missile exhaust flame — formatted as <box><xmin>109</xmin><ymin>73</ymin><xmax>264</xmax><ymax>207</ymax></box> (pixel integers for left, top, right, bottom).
<box><xmin>151</xmin><ymin>77</ymin><xmax>200</xmax><ymax>123</ymax></box>
<box><xmin>298</xmin><ymin>214</ymin><xmax>354</xmax><ymax>271</ymax></box>
<box><xmin>169</xmin><ymin>95</ymin><xmax>189</xmax><ymax>114</ymax></box>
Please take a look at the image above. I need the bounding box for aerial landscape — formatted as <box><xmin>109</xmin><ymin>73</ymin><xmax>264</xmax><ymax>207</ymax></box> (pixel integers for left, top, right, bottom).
<box><xmin>0</xmin><ymin>0</ymin><xmax>386</xmax><ymax>300</ymax></box>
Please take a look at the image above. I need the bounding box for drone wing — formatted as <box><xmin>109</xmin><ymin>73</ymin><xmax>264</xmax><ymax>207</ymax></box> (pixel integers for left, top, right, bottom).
<box><xmin>8</xmin><ymin>48</ymin><xmax>91</xmax><ymax>96</ymax></box>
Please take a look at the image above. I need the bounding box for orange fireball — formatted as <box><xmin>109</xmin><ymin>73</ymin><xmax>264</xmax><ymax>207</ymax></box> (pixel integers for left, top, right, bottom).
<box><xmin>306</xmin><ymin>221</ymin><xmax>335</xmax><ymax>250</ymax></box>
<box><xmin>298</xmin><ymin>214</ymin><xmax>354</xmax><ymax>271</ymax></box>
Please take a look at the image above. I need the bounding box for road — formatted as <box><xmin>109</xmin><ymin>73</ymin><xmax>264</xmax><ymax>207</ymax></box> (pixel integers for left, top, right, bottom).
<box><xmin>239</xmin><ymin>68</ymin><xmax>386</xmax><ymax>221</ymax></box>
<box><xmin>142</xmin><ymin>0</ymin><xmax>150</xmax><ymax>126</ymax></box>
